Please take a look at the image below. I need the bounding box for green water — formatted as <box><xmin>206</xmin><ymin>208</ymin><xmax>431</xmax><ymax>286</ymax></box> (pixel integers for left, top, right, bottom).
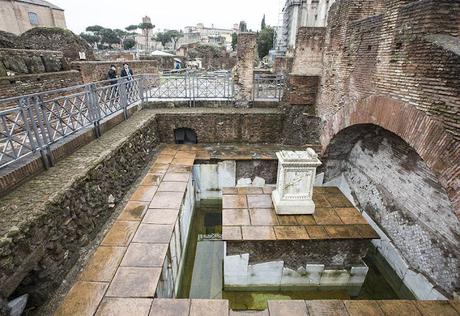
<box><xmin>176</xmin><ymin>199</ymin><xmax>222</xmax><ymax>298</ymax></box>
<box><xmin>177</xmin><ymin>200</ymin><xmax>415</xmax><ymax>310</ymax></box>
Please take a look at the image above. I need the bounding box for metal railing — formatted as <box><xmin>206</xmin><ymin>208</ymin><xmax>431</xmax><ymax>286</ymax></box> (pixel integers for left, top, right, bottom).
<box><xmin>0</xmin><ymin>76</ymin><xmax>145</xmax><ymax>169</ymax></box>
<box><xmin>0</xmin><ymin>71</ymin><xmax>234</xmax><ymax>169</ymax></box>
<box><xmin>146</xmin><ymin>70</ymin><xmax>234</xmax><ymax>101</ymax></box>
<box><xmin>253</xmin><ymin>74</ymin><xmax>285</xmax><ymax>101</ymax></box>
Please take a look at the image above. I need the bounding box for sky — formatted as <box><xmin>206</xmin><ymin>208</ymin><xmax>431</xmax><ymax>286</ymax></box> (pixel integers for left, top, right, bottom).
<box><xmin>52</xmin><ymin>0</ymin><xmax>282</xmax><ymax>34</ymax></box>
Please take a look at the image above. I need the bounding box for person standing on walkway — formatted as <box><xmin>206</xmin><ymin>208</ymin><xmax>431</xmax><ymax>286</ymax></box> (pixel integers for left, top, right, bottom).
<box><xmin>120</xmin><ymin>63</ymin><xmax>134</xmax><ymax>95</ymax></box>
<box><xmin>120</xmin><ymin>63</ymin><xmax>134</xmax><ymax>80</ymax></box>
<box><xmin>107</xmin><ymin>64</ymin><xmax>118</xmax><ymax>85</ymax></box>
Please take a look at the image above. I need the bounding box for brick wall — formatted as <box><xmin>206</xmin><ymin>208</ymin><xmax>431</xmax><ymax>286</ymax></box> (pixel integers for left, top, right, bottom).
<box><xmin>234</xmin><ymin>33</ymin><xmax>257</xmax><ymax>104</ymax></box>
<box><xmin>285</xmin><ymin>75</ymin><xmax>320</xmax><ymax>106</ymax></box>
<box><xmin>313</xmin><ymin>0</ymin><xmax>460</xmax><ymax>297</ymax></box>
<box><xmin>0</xmin><ymin>71</ymin><xmax>83</xmax><ymax>106</ymax></box>
<box><xmin>291</xmin><ymin>27</ymin><xmax>326</xmax><ymax>75</ymax></box>
<box><xmin>0</xmin><ymin>48</ymin><xmax>66</xmax><ymax>76</ymax></box>
<box><xmin>71</xmin><ymin>60</ymin><xmax>162</xmax><ymax>83</ymax></box>
<box><xmin>273</xmin><ymin>56</ymin><xmax>294</xmax><ymax>75</ymax></box>
<box><xmin>319</xmin><ymin>0</ymin><xmax>460</xmax><ymax>139</ymax></box>
<box><xmin>318</xmin><ymin>0</ymin><xmax>460</xmax><ymax>214</ymax></box>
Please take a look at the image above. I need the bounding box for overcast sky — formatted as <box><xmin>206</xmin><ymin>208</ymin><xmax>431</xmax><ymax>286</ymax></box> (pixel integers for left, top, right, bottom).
<box><xmin>52</xmin><ymin>0</ymin><xmax>282</xmax><ymax>34</ymax></box>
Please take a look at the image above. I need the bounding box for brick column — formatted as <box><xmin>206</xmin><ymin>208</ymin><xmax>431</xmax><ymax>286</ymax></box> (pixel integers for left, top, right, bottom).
<box><xmin>291</xmin><ymin>27</ymin><xmax>326</xmax><ymax>76</ymax></box>
<box><xmin>234</xmin><ymin>32</ymin><xmax>257</xmax><ymax>105</ymax></box>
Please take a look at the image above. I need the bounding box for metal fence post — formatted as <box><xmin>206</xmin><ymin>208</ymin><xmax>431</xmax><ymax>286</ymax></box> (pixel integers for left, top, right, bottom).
<box><xmin>252</xmin><ymin>74</ymin><xmax>256</xmax><ymax>103</ymax></box>
<box><xmin>138</xmin><ymin>75</ymin><xmax>145</xmax><ymax>106</ymax></box>
<box><xmin>119</xmin><ymin>78</ymin><xmax>129</xmax><ymax>120</ymax></box>
<box><xmin>86</xmin><ymin>83</ymin><xmax>102</xmax><ymax>138</ymax></box>
<box><xmin>18</xmin><ymin>97</ymin><xmax>39</xmax><ymax>157</ymax></box>
<box><xmin>28</xmin><ymin>96</ymin><xmax>53</xmax><ymax>169</ymax></box>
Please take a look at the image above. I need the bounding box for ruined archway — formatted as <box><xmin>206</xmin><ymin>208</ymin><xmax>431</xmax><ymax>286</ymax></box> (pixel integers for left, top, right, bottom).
<box><xmin>323</xmin><ymin>123</ymin><xmax>460</xmax><ymax>296</ymax></box>
<box><xmin>174</xmin><ymin>128</ymin><xmax>198</xmax><ymax>144</ymax></box>
<box><xmin>321</xmin><ymin>95</ymin><xmax>460</xmax><ymax>215</ymax></box>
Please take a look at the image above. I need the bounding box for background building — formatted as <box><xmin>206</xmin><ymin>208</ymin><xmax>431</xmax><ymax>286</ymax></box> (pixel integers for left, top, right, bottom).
<box><xmin>0</xmin><ymin>0</ymin><xmax>66</xmax><ymax>35</ymax></box>
<box><xmin>181</xmin><ymin>23</ymin><xmax>239</xmax><ymax>50</ymax></box>
<box><xmin>276</xmin><ymin>0</ymin><xmax>335</xmax><ymax>55</ymax></box>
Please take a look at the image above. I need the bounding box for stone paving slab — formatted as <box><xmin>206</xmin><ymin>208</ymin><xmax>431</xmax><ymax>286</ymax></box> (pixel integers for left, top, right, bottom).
<box><xmin>415</xmin><ymin>300</ymin><xmax>459</xmax><ymax>316</ymax></box>
<box><xmin>222</xmin><ymin>187</ymin><xmax>379</xmax><ymax>241</ymax></box>
<box><xmin>150</xmin><ymin>298</ymin><xmax>191</xmax><ymax>316</ymax></box>
<box><xmin>343</xmin><ymin>300</ymin><xmax>384</xmax><ymax>316</ymax></box>
<box><xmin>305</xmin><ymin>300</ymin><xmax>349</xmax><ymax>316</ymax></box>
<box><xmin>95</xmin><ymin>298</ymin><xmax>153</xmax><ymax>316</ymax></box>
<box><xmin>268</xmin><ymin>300</ymin><xmax>309</xmax><ymax>316</ymax></box>
<box><xmin>105</xmin><ymin>267</ymin><xmax>161</xmax><ymax>298</ymax></box>
<box><xmin>189</xmin><ymin>299</ymin><xmax>229</xmax><ymax>316</ymax></box>
<box><xmin>120</xmin><ymin>243</ymin><xmax>168</xmax><ymax>267</ymax></box>
<box><xmin>79</xmin><ymin>247</ymin><xmax>126</xmax><ymax>283</ymax></box>
<box><xmin>377</xmin><ymin>300</ymin><xmax>421</xmax><ymax>316</ymax></box>
<box><xmin>100</xmin><ymin>221</ymin><xmax>139</xmax><ymax>247</ymax></box>
<box><xmin>54</xmin><ymin>281</ymin><xmax>108</xmax><ymax>316</ymax></box>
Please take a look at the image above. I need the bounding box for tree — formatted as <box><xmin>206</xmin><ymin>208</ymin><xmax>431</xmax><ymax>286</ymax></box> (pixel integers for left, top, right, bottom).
<box><xmin>84</xmin><ymin>25</ymin><xmax>121</xmax><ymax>49</ymax></box>
<box><xmin>80</xmin><ymin>32</ymin><xmax>100</xmax><ymax>47</ymax></box>
<box><xmin>231</xmin><ymin>32</ymin><xmax>238</xmax><ymax>51</ymax></box>
<box><xmin>239</xmin><ymin>21</ymin><xmax>248</xmax><ymax>32</ymax></box>
<box><xmin>100</xmin><ymin>28</ymin><xmax>120</xmax><ymax>48</ymax></box>
<box><xmin>138</xmin><ymin>22</ymin><xmax>155</xmax><ymax>51</ymax></box>
<box><xmin>114</xmin><ymin>29</ymin><xmax>129</xmax><ymax>47</ymax></box>
<box><xmin>123</xmin><ymin>38</ymin><xmax>136</xmax><ymax>50</ymax></box>
<box><xmin>257</xmin><ymin>26</ymin><xmax>275</xmax><ymax>59</ymax></box>
<box><xmin>86</xmin><ymin>25</ymin><xmax>104</xmax><ymax>33</ymax></box>
<box><xmin>166</xmin><ymin>30</ymin><xmax>183</xmax><ymax>50</ymax></box>
<box><xmin>125</xmin><ymin>25</ymin><xmax>138</xmax><ymax>32</ymax></box>
<box><xmin>154</xmin><ymin>32</ymin><xmax>171</xmax><ymax>49</ymax></box>
<box><xmin>261</xmin><ymin>14</ymin><xmax>266</xmax><ymax>30</ymax></box>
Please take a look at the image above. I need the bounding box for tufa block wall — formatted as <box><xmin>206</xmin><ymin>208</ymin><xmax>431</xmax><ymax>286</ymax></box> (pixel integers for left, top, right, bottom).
<box><xmin>291</xmin><ymin>27</ymin><xmax>326</xmax><ymax>76</ymax></box>
<box><xmin>0</xmin><ymin>71</ymin><xmax>83</xmax><ymax>105</ymax></box>
<box><xmin>71</xmin><ymin>60</ymin><xmax>163</xmax><ymax>83</ymax></box>
<box><xmin>0</xmin><ymin>48</ymin><xmax>66</xmax><ymax>76</ymax></box>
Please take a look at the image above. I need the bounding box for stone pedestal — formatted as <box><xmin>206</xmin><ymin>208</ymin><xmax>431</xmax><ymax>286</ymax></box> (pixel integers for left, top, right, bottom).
<box><xmin>272</xmin><ymin>149</ymin><xmax>321</xmax><ymax>215</ymax></box>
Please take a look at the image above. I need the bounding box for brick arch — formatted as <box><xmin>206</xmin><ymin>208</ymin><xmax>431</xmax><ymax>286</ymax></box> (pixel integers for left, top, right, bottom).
<box><xmin>321</xmin><ymin>95</ymin><xmax>460</xmax><ymax>215</ymax></box>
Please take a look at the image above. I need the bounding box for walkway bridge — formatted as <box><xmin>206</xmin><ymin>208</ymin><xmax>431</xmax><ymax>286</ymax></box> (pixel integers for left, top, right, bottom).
<box><xmin>0</xmin><ymin>71</ymin><xmax>284</xmax><ymax>172</ymax></box>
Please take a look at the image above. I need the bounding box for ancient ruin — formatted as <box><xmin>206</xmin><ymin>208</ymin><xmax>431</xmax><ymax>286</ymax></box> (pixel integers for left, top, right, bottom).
<box><xmin>0</xmin><ymin>0</ymin><xmax>459</xmax><ymax>315</ymax></box>
<box><xmin>271</xmin><ymin>149</ymin><xmax>322</xmax><ymax>215</ymax></box>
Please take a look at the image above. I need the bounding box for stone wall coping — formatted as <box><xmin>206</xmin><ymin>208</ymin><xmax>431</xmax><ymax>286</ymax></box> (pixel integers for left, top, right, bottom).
<box><xmin>0</xmin><ymin>48</ymin><xmax>63</xmax><ymax>54</ymax></box>
<box><xmin>70</xmin><ymin>60</ymin><xmax>161</xmax><ymax>65</ymax></box>
<box><xmin>0</xmin><ymin>70</ymin><xmax>80</xmax><ymax>81</ymax></box>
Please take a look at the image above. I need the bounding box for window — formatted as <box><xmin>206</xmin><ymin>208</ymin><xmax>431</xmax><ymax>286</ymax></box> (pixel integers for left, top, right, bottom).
<box><xmin>28</xmin><ymin>12</ymin><xmax>39</xmax><ymax>25</ymax></box>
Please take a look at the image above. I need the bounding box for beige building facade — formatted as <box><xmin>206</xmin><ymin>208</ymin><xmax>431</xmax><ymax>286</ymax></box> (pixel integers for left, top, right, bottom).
<box><xmin>276</xmin><ymin>0</ymin><xmax>335</xmax><ymax>55</ymax></box>
<box><xmin>0</xmin><ymin>0</ymin><xmax>66</xmax><ymax>35</ymax></box>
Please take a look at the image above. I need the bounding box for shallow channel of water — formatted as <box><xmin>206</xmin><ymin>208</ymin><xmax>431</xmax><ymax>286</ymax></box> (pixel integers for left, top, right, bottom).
<box><xmin>177</xmin><ymin>199</ymin><xmax>415</xmax><ymax>310</ymax></box>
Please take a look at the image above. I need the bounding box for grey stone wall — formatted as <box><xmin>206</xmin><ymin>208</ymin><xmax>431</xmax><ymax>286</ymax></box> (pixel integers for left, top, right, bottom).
<box><xmin>0</xmin><ymin>48</ymin><xmax>66</xmax><ymax>76</ymax></box>
<box><xmin>324</xmin><ymin>124</ymin><xmax>460</xmax><ymax>296</ymax></box>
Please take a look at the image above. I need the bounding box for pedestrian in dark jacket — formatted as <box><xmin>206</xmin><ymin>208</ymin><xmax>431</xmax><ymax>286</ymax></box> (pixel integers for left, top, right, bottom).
<box><xmin>107</xmin><ymin>65</ymin><xmax>117</xmax><ymax>85</ymax></box>
<box><xmin>120</xmin><ymin>63</ymin><xmax>134</xmax><ymax>80</ymax></box>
